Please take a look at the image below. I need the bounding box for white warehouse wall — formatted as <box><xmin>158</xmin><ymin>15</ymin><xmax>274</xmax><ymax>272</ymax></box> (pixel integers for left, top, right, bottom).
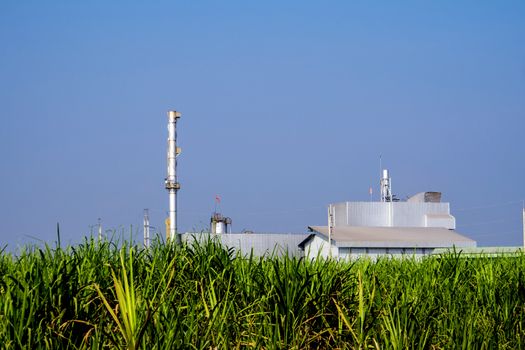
<box><xmin>332</xmin><ymin>202</ymin><xmax>455</xmax><ymax>229</ymax></box>
<box><xmin>303</xmin><ymin>235</ymin><xmax>338</xmax><ymax>259</ymax></box>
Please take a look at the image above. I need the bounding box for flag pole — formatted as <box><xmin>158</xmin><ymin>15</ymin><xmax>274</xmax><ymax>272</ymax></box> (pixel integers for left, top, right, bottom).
<box><xmin>215</xmin><ymin>194</ymin><xmax>221</xmax><ymax>213</ymax></box>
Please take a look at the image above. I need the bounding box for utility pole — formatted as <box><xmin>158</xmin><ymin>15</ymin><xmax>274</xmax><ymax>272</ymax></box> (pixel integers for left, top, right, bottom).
<box><xmin>328</xmin><ymin>204</ymin><xmax>334</xmax><ymax>258</ymax></box>
<box><xmin>143</xmin><ymin>209</ymin><xmax>150</xmax><ymax>248</ymax></box>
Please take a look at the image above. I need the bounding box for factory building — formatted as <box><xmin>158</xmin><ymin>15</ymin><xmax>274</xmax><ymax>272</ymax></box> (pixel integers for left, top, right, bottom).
<box><xmin>177</xmin><ymin>171</ymin><xmax>477</xmax><ymax>259</ymax></box>
<box><xmin>300</xmin><ymin>225</ymin><xmax>476</xmax><ymax>260</ymax></box>
<box><xmin>181</xmin><ymin>186</ymin><xmax>476</xmax><ymax>259</ymax></box>
<box><xmin>299</xmin><ymin>170</ymin><xmax>477</xmax><ymax>259</ymax></box>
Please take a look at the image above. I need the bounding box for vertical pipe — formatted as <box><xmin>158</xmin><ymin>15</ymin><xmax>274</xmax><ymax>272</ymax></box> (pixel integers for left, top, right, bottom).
<box><xmin>166</xmin><ymin>110</ymin><xmax>181</xmax><ymax>243</ymax></box>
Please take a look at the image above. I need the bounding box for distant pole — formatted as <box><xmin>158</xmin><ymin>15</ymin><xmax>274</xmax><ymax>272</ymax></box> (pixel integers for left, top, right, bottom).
<box><xmin>522</xmin><ymin>201</ymin><xmax>524</xmax><ymax>250</ymax></box>
<box><xmin>165</xmin><ymin>110</ymin><xmax>181</xmax><ymax>243</ymax></box>
<box><xmin>143</xmin><ymin>209</ymin><xmax>150</xmax><ymax>248</ymax></box>
<box><xmin>97</xmin><ymin>218</ymin><xmax>102</xmax><ymax>241</ymax></box>
<box><xmin>379</xmin><ymin>154</ymin><xmax>382</xmax><ymax>201</ymax></box>
<box><xmin>328</xmin><ymin>204</ymin><xmax>334</xmax><ymax>257</ymax></box>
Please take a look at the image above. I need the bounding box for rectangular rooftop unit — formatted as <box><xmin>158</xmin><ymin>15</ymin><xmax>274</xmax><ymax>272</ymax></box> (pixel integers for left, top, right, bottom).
<box><xmin>331</xmin><ymin>201</ymin><xmax>456</xmax><ymax>229</ymax></box>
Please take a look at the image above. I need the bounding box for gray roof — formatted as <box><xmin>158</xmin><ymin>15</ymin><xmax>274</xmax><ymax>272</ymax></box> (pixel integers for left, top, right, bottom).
<box><xmin>305</xmin><ymin>226</ymin><xmax>476</xmax><ymax>248</ymax></box>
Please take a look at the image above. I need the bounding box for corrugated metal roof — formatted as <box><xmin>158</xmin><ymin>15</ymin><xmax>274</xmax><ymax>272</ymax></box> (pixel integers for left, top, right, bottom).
<box><xmin>307</xmin><ymin>226</ymin><xmax>476</xmax><ymax>248</ymax></box>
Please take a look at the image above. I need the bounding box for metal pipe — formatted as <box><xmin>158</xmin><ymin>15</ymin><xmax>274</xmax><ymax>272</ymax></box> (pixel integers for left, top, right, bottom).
<box><xmin>380</xmin><ymin>168</ymin><xmax>392</xmax><ymax>202</ymax></box>
<box><xmin>166</xmin><ymin>110</ymin><xmax>181</xmax><ymax>243</ymax></box>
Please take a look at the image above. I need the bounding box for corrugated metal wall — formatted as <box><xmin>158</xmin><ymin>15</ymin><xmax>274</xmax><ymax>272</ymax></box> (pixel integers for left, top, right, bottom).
<box><xmin>181</xmin><ymin>233</ymin><xmax>308</xmax><ymax>257</ymax></box>
<box><xmin>338</xmin><ymin>247</ymin><xmax>433</xmax><ymax>260</ymax></box>
<box><xmin>332</xmin><ymin>201</ymin><xmax>454</xmax><ymax>228</ymax></box>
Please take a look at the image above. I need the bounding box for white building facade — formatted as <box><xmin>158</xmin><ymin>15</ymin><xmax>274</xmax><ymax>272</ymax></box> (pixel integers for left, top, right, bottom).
<box><xmin>300</xmin><ymin>192</ymin><xmax>477</xmax><ymax>260</ymax></box>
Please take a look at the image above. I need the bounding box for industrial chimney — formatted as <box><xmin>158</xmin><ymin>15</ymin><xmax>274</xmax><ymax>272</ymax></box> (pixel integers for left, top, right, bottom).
<box><xmin>165</xmin><ymin>110</ymin><xmax>181</xmax><ymax>243</ymax></box>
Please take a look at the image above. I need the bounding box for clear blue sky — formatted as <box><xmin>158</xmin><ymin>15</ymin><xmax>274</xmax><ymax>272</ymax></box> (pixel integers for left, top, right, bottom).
<box><xmin>1</xmin><ymin>1</ymin><xmax>524</xmax><ymax>249</ymax></box>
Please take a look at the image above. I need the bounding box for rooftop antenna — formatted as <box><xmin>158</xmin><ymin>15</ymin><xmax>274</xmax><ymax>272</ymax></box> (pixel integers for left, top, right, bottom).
<box><xmin>165</xmin><ymin>110</ymin><xmax>182</xmax><ymax>243</ymax></box>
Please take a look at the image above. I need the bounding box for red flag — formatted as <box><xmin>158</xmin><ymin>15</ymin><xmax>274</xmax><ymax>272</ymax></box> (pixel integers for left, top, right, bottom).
<box><xmin>215</xmin><ymin>194</ymin><xmax>221</xmax><ymax>203</ymax></box>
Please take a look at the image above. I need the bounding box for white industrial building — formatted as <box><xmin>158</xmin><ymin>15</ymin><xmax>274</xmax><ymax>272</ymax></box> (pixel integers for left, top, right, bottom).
<box><xmin>178</xmin><ymin>172</ymin><xmax>477</xmax><ymax>259</ymax></box>
<box><xmin>181</xmin><ymin>187</ymin><xmax>477</xmax><ymax>259</ymax></box>
<box><xmin>300</xmin><ymin>225</ymin><xmax>476</xmax><ymax>260</ymax></box>
<box><xmin>299</xmin><ymin>170</ymin><xmax>477</xmax><ymax>259</ymax></box>
<box><xmin>177</xmin><ymin>170</ymin><xmax>476</xmax><ymax>260</ymax></box>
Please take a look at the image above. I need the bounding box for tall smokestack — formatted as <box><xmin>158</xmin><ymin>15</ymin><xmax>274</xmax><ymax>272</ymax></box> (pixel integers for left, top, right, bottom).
<box><xmin>165</xmin><ymin>110</ymin><xmax>181</xmax><ymax>243</ymax></box>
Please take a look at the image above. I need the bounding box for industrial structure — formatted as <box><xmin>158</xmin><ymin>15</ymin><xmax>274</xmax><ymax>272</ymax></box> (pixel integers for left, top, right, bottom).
<box><xmin>165</xmin><ymin>110</ymin><xmax>181</xmax><ymax>243</ymax></box>
<box><xmin>380</xmin><ymin>169</ymin><xmax>394</xmax><ymax>202</ymax></box>
<box><xmin>210</xmin><ymin>212</ymin><xmax>232</xmax><ymax>234</ymax></box>
<box><xmin>180</xmin><ymin>170</ymin><xmax>476</xmax><ymax>258</ymax></box>
<box><xmin>300</xmin><ymin>169</ymin><xmax>477</xmax><ymax>259</ymax></box>
<box><xmin>163</xmin><ymin>110</ymin><xmax>477</xmax><ymax>258</ymax></box>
